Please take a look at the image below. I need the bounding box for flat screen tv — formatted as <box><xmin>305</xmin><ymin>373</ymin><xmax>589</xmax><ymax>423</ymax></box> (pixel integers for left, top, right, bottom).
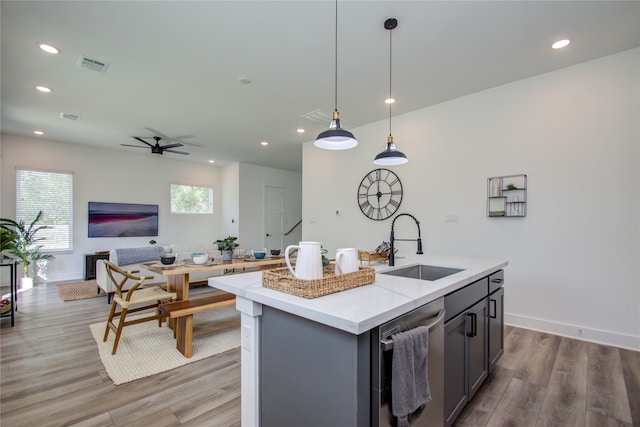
<box><xmin>88</xmin><ymin>202</ymin><xmax>158</xmax><ymax>237</ymax></box>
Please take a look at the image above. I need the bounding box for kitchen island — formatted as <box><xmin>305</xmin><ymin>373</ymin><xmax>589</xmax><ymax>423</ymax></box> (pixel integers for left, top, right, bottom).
<box><xmin>209</xmin><ymin>254</ymin><xmax>507</xmax><ymax>427</ymax></box>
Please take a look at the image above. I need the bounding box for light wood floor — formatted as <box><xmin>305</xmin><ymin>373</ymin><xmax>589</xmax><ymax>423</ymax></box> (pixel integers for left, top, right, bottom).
<box><xmin>1</xmin><ymin>282</ymin><xmax>638</xmax><ymax>427</ymax></box>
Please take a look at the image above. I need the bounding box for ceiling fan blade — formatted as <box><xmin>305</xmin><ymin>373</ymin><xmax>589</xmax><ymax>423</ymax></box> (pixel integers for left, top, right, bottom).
<box><xmin>133</xmin><ymin>136</ymin><xmax>155</xmax><ymax>147</ymax></box>
<box><xmin>164</xmin><ymin>149</ymin><xmax>190</xmax><ymax>155</ymax></box>
<box><xmin>160</xmin><ymin>142</ymin><xmax>184</xmax><ymax>149</ymax></box>
<box><xmin>144</xmin><ymin>128</ymin><xmax>200</xmax><ymax>146</ymax></box>
<box><xmin>121</xmin><ymin>144</ymin><xmax>149</xmax><ymax>149</ymax></box>
<box><xmin>144</xmin><ymin>127</ymin><xmax>171</xmax><ymax>141</ymax></box>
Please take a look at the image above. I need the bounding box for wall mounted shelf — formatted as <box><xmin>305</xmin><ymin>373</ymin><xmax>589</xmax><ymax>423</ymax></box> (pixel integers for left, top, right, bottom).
<box><xmin>487</xmin><ymin>174</ymin><xmax>527</xmax><ymax>217</ymax></box>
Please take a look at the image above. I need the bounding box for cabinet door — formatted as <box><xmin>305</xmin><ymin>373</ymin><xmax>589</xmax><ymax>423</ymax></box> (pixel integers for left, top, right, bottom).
<box><xmin>489</xmin><ymin>287</ymin><xmax>504</xmax><ymax>372</ymax></box>
<box><xmin>444</xmin><ymin>312</ymin><xmax>468</xmax><ymax>427</ymax></box>
<box><xmin>467</xmin><ymin>299</ymin><xmax>488</xmax><ymax>400</ymax></box>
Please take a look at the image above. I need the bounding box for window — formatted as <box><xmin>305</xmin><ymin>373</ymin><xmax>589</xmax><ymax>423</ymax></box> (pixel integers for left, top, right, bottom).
<box><xmin>170</xmin><ymin>184</ymin><xmax>213</xmax><ymax>214</ymax></box>
<box><xmin>16</xmin><ymin>169</ymin><xmax>73</xmax><ymax>252</ymax></box>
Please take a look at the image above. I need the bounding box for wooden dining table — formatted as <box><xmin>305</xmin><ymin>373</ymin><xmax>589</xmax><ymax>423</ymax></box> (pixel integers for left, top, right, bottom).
<box><xmin>140</xmin><ymin>256</ymin><xmax>290</xmax><ymax>301</ymax></box>
<box><xmin>142</xmin><ymin>256</ymin><xmax>291</xmax><ymax>358</ymax></box>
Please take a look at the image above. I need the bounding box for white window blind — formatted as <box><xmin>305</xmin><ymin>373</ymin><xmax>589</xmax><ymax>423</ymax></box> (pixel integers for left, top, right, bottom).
<box><xmin>170</xmin><ymin>184</ymin><xmax>213</xmax><ymax>214</ymax></box>
<box><xmin>16</xmin><ymin>169</ymin><xmax>73</xmax><ymax>252</ymax></box>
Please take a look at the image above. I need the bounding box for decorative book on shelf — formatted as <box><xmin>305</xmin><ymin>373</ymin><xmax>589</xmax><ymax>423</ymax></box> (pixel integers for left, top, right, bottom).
<box><xmin>487</xmin><ymin>174</ymin><xmax>527</xmax><ymax>217</ymax></box>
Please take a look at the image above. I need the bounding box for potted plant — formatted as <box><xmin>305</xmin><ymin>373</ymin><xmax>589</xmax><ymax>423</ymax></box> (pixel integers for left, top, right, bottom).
<box><xmin>0</xmin><ymin>211</ymin><xmax>55</xmax><ymax>288</ymax></box>
<box><xmin>216</xmin><ymin>236</ymin><xmax>239</xmax><ymax>261</ymax></box>
<box><xmin>1</xmin><ymin>227</ymin><xmax>17</xmax><ymax>262</ymax></box>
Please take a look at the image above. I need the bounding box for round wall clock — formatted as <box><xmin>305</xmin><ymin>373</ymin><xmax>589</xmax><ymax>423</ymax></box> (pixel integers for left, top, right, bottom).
<box><xmin>357</xmin><ymin>168</ymin><xmax>403</xmax><ymax>221</ymax></box>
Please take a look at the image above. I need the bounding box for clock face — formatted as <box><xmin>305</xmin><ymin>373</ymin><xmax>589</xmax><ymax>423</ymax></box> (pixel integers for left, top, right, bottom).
<box><xmin>357</xmin><ymin>168</ymin><xmax>403</xmax><ymax>221</ymax></box>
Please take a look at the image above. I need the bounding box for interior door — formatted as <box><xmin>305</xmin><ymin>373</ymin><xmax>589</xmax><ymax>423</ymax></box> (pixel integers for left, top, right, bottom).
<box><xmin>264</xmin><ymin>185</ymin><xmax>284</xmax><ymax>251</ymax></box>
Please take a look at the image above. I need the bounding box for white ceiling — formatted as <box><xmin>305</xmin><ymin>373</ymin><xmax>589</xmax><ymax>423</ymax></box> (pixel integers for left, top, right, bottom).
<box><xmin>2</xmin><ymin>1</ymin><xmax>639</xmax><ymax>172</ymax></box>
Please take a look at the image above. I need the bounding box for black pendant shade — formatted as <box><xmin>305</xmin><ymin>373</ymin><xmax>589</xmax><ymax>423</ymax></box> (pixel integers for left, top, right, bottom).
<box><xmin>373</xmin><ymin>18</ymin><xmax>408</xmax><ymax>165</ymax></box>
<box><xmin>374</xmin><ymin>135</ymin><xmax>408</xmax><ymax>165</ymax></box>
<box><xmin>314</xmin><ymin>0</ymin><xmax>358</xmax><ymax>150</ymax></box>
<box><xmin>314</xmin><ymin>110</ymin><xmax>358</xmax><ymax>150</ymax></box>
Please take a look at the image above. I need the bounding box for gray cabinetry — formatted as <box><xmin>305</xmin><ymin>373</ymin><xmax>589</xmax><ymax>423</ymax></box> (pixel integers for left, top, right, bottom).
<box><xmin>444</xmin><ymin>271</ymin><xmax>504</xmax><ymax>427</ymax></box>
<box><xmin>489</xmin><ymin>287</ymin><xmax>504</xmax><ymax>372</ymax></box>
<box><xmin>444</xmin><ymin>278</ymin><xmax>489</xmax><ymax>426</ymax></box>
<box><xmin>467</xmin><ymin>299</ymin><xmax>489</xmax><ymax>400</ymax></box>
<box><xmin>444</xmin><ymin>310</ymin><xmax>468</xmax><ymax>424</ymax></box>
<box><xmin>488</xmin><ymin>270</ymin><xmax>505</xmax><ymax>372</ymax></box>
<box><xmin>260</xmin><ymin>306</ymin><xmax>371</xmax><ymax>427</ymax></box>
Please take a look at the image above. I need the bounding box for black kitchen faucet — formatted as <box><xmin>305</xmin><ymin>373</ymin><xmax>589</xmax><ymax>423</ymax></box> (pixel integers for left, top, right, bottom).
<box><xmin>389</xmin><ymin>213</ymin><xmax>423</xmax><ymax>266</ymax></box>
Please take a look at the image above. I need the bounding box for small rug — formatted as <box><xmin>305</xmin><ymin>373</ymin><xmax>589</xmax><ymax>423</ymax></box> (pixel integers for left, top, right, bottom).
<box><xmin>89</xmin><ymin>306</ymin><xmax>240</xmax><ymax>385</ymax></box>
<box><xmin>56</xmin><ymin>280</ymin><xmax>106</xmax><ymax>301</ymax></box>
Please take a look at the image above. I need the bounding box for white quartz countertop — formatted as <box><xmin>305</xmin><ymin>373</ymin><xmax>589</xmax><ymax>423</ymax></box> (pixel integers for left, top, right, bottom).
<box><xmin>209</xmin><ymin>254</ymin><xmax>507</xmax><ymax>334</ymax></box>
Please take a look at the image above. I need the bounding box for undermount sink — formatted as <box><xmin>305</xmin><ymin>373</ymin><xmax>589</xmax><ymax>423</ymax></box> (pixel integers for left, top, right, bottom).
<box><xmin>382</xmin><ymin>264</ymin><xmax>464</xmax><ymax>281</ymax></box>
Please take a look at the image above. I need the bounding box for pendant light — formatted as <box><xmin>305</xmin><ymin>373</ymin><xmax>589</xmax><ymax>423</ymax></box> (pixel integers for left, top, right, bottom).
<box><xmin>373</xmin><ymin>18</ymin><xmax>408</xmax><ymax>165</ymax></box>
<box><xmin>314</xmin><ymin>0</ymin><xmax>358</xmax><ymax>150</ymax></box>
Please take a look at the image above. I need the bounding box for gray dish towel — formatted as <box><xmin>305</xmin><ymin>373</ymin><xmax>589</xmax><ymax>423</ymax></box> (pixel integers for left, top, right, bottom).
<box><xmin>391</xmin><ymin>325</ymin><xmax>431</xmax><ymax>427</ymax></box>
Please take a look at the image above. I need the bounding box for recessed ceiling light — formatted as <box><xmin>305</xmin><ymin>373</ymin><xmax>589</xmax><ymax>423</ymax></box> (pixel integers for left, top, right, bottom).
<box><xmin>297</xmin><ymin>128</ymin><xmax>305</xmax><ymax>133</ymax></box>
<box><xmin>261</xmin><ymin>141</ymin><xmax>269</xmax><ymax>146</ymax></box>
<box><xmin>385</xmin><ymin>98</ymin><xmax>395</xmax><ymax>104</ymax></box>
<box><xmin>36</xmin><ymin>85</ymin><xmax>52</xmax><ymax>93</ymax></box>
<box><xmin>552</xmin><ymin>39</ymin><xmax>571</xmax><ymax>49</ymax></box>
<box><xmin>208</xmin><ymin>160</ymin><xmax>215</xmax><ymax>164</ymax></box>
<box><xmin>33</xmin><ymin>130</ymin><xmax>45</xmax><ymax>135</ymax></box>
<box><xmin>39</xmin><ymin>43</ymin><xmax>59</xmax><ymax>54</ymax></box>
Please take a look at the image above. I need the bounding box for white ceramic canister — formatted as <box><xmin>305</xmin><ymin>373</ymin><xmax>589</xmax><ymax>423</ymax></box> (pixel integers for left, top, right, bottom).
<box><xmin>285</xmin><ymin>241</ymin><xmax>323</xmax><ymax>280</ymax></box>
<box><xmin>335</xmin><ymin>248</ymin><xmax>360</xmax><ymax>274</ymax></box>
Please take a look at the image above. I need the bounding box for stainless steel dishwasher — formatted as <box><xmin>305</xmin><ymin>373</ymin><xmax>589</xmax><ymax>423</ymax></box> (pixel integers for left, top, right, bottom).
<box><xmin>371</xmin><ymin>297</ymin><xmax>445</xmax><ymax>427</ymax></box>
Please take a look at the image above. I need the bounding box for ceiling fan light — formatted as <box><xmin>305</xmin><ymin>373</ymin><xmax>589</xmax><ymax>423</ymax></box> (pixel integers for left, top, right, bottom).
<box><xmin>373</xmin><ymin>137</ymin><xmax>408</xmax><ymax>166</ymax></box>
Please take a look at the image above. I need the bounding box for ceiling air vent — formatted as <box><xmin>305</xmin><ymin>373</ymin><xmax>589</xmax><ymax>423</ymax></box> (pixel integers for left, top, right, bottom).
<box><xmin>60</xmin><ymin>112</ymin><xmax>79</xmax><ymax>120</ymax></box>
<box><xmin>300</xmin><ymin>109</ymin><xmax>334</xmax><ymax>125</ymax></box>
<box><xmin>77</xmin><ymin>55</ymin><xmax>110</xmax><ymax>73</ymax></box>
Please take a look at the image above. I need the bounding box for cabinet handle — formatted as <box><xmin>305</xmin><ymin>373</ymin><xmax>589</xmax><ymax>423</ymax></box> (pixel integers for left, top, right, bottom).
<box><xmin>491</xmin><ymin>278</ymin><xmax>503</xmax><ymax>284</ymax></box>
<box><xmin>466</xmin><ymin>313</ymin><xmax>477</xmax><ymax>337</ymax></box>
<box><xmin>490</xmin><ymin>299</ymin><xmax>497</xmax><ymax>319</ymax></box>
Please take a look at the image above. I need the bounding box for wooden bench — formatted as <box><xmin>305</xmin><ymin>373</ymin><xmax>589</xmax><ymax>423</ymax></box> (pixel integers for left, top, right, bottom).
<box><xmin>159</xmin><ymin>292</ymin><xmax>236</xmax><ymax>358</ymax></box>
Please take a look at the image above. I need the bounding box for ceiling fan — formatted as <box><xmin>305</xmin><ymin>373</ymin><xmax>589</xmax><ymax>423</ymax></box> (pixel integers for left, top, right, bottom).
<box><xmin>121</xmin><ymin>136</ymin><xmax>189</xmax><ymax>155</ymax></box>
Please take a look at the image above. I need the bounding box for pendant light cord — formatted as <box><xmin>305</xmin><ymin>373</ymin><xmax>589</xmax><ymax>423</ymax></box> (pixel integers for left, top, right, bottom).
<box><xmin>334</xmin><ymin>0</ymin><xmax>338</xmax><ymax>112</ymax></box>
<box><xmin>389</xmin><ymin>27</ymin><xmax>393</xmax><ymax>136</ymax></box>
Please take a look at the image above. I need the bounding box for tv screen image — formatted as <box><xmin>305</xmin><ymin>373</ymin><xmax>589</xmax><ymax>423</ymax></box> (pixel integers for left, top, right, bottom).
<box><xmin>88</xmin><ymin>202</ymin><xmax>158</xmax><ymax>237</ymax></box>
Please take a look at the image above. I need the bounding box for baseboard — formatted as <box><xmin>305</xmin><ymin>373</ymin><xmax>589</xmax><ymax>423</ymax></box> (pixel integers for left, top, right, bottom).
<box><xmin>505</xmin><ymin>313</ymin><xmax>640</xmax><ymax>351</ymax></box>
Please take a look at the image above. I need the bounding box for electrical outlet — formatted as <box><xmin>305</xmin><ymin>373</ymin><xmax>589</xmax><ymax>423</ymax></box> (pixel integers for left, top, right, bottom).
<box><xmin>335</xmin><ymin>209</ymin><xmax>341</xmax><ymax>216</ymax></box>
<box><xmin>446</xmin><ymin>214</ymin><xmax>459</xmax><ymax>223</ymax></box>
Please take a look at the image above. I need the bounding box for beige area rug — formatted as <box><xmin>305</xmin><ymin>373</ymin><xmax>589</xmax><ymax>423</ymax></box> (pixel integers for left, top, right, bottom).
<box><xmin>56</xmin><ymin>280</ymin><xmax>106</xmax><ymax>301</ymax></box>
<box><xmin>89</xmin><ymin>306</ymin><xmax>240</xmax><ymax>385</ymax></box>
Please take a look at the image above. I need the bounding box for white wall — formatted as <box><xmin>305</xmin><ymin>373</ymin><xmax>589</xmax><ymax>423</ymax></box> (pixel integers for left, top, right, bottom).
<box><xmin>1</xmin><ymin>135</ymin><xmax>222</xmax><ymax>281</ymax></box>
<box><xmin>220</xmin><ymin>163</ymin><xmax>240</xmax><ymax>239</ymax></box>
<box><xmin>238</xmin><ymin>163</ymin><xmax>302</xmax><ymax>251</ymax></box>
<box><xmin>302</xmin><ymin>48</ymin><xmax>640</xmax><ymax>350</ymax></box>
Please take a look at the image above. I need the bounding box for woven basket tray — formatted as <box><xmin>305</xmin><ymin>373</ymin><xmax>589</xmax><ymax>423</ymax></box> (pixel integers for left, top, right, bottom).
<box><xmin>262</xmin><ymin>264</ymin><xmax>376</xmax><ymax>299</ymax></box>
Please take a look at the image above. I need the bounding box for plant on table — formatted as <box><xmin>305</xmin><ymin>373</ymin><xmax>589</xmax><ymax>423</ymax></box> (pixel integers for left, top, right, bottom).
<box><xmin>216</xmin><ymin>236</ymin><xmax>240</xmax><ymax>261</ymax></box>
<box><xmin>0</xmin><ymin>211</ymin><xmax>55</xmax><ymax>279</ymax></box>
